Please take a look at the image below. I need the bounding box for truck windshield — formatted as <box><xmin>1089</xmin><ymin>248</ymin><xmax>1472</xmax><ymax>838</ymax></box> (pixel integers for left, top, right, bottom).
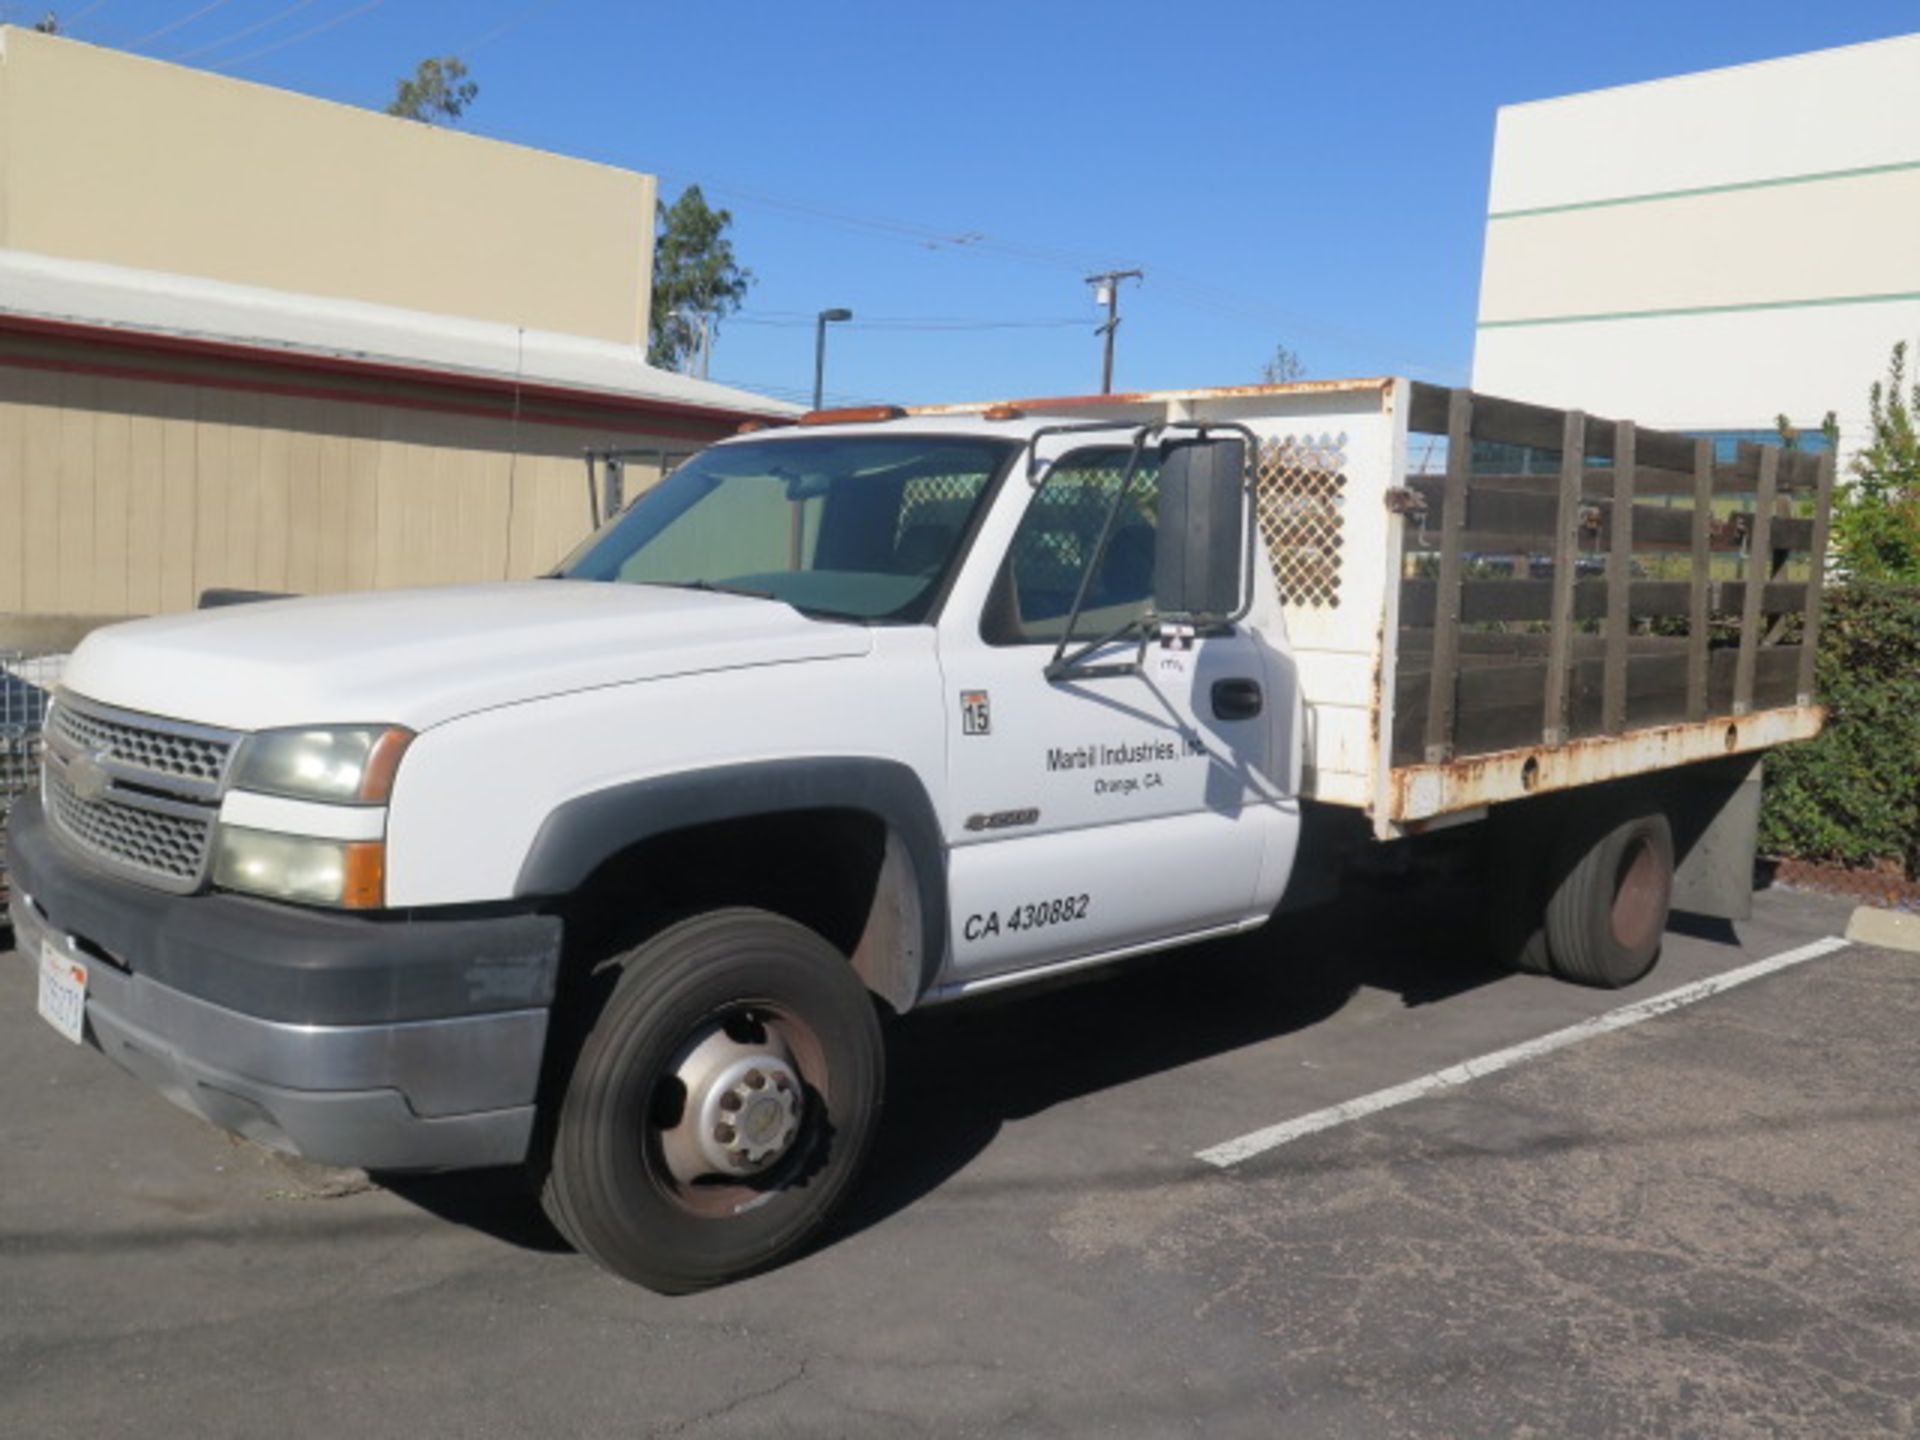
<box><xmin>560</xmin><ymin>434</ymin><xmax>1015</xmax><ymax>622</ymax></box>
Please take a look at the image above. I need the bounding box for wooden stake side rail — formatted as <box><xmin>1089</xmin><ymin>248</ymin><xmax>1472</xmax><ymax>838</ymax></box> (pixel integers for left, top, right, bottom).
<box><xmin>1687</xmin><ymin>437</ymin><xmax>1713</xmax><ymax>722</ymax></box>
<box><xmin>1404</xmin><ymin>385</ymin><xmax>1826</xmax><ymax>491</ymax></box>
<box><xmin>1392</xmin><ymin>646</ymin><xmax>1805</xmax><ymax>762</ymax></box>
<box><xmin>1399</xmin><ymin>577</ymin><xmax>1812</xmax><ymax>626</ymax></box>
<box><xmin>1398</xmin><ymin>479</ymin><xmax>1816</xmax><ymax>553</ymax></box>
<box><xmin>1426</xmin><ymin>467</ymin><xmax>1810</xmax><ymax>500</ymax></box>
<box><xmin>1393</xmin><ymin>382</ymin><xmax>1834</xmax><ymax>773</ymax></box>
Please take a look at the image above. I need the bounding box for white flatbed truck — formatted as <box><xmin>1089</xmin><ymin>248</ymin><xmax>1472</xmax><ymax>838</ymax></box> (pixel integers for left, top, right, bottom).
<box><xmin>7</xmin><ymin>378</ymin><xmax>1834</xmax><ymax>1291</ymax></box>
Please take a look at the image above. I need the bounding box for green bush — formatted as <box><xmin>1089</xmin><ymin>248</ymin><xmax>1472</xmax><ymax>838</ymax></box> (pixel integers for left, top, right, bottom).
<box><xmin>1759</xmin><ymin>582</ymin><xmax>1920</xmax><ymax>876</ymax></box>
<box><xmin>1831</xmin><ymin>340</ymin><xmax>1920</xmax><ymax>584</ymax></box>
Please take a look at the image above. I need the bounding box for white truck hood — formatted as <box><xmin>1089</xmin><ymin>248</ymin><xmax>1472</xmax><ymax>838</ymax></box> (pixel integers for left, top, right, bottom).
<box><xmin>58</xmin><ymin>582</ymin><xmax>874</xmax><ymax>732</ymax></box>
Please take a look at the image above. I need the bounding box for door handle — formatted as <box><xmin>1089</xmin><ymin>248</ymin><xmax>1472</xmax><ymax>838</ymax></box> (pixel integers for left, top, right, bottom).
<box><xmin>1212</xmin><ymin>677</ymin><xmax>1263</xmax><ymax>721</ymax></box>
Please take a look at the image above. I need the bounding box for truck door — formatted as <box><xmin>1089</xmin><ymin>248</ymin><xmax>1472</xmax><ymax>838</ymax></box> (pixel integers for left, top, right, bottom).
<box><xmin>934</xmin><ymin>442</ymin><xmax>1293</xmax><ymax>986</ymax></box>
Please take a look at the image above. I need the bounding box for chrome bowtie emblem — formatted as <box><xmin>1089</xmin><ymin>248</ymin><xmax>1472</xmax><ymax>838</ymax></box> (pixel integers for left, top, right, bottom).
<box><xmin>67</xmin><ymin>748</ymin><xmax>111</xmax><ymax>803</ymax></box>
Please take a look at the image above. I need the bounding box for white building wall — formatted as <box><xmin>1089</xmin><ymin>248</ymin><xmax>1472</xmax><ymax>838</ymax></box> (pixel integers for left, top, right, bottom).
<box><xmin>1472</xmin><ymin>32</ymin><xmax>1920</xmax><ymax>453</ymax></box>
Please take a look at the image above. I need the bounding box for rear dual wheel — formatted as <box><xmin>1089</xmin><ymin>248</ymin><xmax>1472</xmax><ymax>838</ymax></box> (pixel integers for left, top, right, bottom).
<box><xmin>1493</xmin><ymin>806</ymin><xmax>1675</xmax><ymax>989</ymax></box>
<box><xmin>537</xmin><ymin>908</ymin><xmax>884</xmax><ymax>1293</ymax></box>
<box><xmin>1544</xmin><ymin>812</ymin><xmax>1674</xmax><ymax>988</ymax></box>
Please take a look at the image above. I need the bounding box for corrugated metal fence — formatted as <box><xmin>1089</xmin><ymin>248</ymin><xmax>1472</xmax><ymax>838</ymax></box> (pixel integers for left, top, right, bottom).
<box><xmin>0</xmin><ymin>650</ymin><xmax>63</xmax><ymax>903</ymax></box>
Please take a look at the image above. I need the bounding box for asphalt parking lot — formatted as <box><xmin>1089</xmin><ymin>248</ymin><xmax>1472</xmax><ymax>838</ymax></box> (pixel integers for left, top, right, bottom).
<box><xmin>2</xmin><ymin>881</ymin><xmax>1914</xmax><ymax>1439</ymax></box>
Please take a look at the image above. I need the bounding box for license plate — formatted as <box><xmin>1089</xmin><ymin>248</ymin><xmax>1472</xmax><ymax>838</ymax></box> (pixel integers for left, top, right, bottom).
<box><xmin>36</xmin><ymin>940</ymin><xmax>87</xmax><ymax>1045</ymax></box>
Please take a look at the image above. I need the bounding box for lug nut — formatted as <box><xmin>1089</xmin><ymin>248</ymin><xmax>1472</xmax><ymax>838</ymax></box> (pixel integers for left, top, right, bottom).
<box><xmin>745</xmin><ymin>1069</ymin><xmax>766</xmax><ymax>1089</ymax></box>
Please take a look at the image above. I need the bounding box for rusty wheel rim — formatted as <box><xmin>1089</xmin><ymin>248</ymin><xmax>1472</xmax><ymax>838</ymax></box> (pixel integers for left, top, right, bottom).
<box><xmin>1609</xmin><ymin>835</ymin><xmax>1665</xmax><ymax>953</ymax></box>
<box><xmin>643</xmin><ymin>1003</ymin><xmax>829</xmax><ymax>1221</ymax></box>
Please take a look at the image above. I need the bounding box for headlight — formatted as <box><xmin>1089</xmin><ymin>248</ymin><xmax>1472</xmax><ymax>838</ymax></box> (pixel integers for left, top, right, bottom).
<box><xmin>213</xmin><ymin>827</ymin><xmax>385</xmax><ymax>909</ymax></box>
<box><xmin>233</xmin><ymin>726</ymin><xmax>413</xmax><ymax>804</ymax></box>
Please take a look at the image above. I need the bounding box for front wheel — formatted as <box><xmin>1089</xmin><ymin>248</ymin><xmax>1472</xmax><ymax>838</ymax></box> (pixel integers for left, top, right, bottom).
<box><xmin>537</xmin><ymin>908</ymin><xmax>884</xmax><ymax>1293</ymax></box>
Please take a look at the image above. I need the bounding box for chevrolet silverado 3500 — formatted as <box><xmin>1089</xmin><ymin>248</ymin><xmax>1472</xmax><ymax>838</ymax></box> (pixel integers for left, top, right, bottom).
<box><xmin>7</xmin><ymin>379</ymin><xmax>1834</xmax><ymax>1291</ymax></box>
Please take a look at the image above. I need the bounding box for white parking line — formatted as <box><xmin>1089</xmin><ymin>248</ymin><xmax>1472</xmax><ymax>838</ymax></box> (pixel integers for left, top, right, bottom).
<box><xmin>1195</xmin><ymin>935</ymin><xmax>1853</xmax><ymax>1169</ymax></box>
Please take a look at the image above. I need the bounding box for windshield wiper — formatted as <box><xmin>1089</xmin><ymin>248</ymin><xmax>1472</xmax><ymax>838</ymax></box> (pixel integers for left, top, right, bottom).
<box><xmin>635</xmin><ymin>577</ymin><xmax>871</xmax><ymax>626</ymax></box>
<box><xmin>648</xmin><ymin>579</ymin><xmax>779</xmax><ymax>601</ymax></box>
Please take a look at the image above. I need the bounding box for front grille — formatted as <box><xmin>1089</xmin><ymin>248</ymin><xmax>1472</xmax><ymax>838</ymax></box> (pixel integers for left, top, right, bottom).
<box><xmin>41</xmin><ymin>692</ymin><xmax>237</xmax><ymax>893</ymax></box>
<box><xmin>49</xmin><ymin>699</ymin><xmax>235</xmax><ymax>790</ymax></box>
<box><xmin>45</xmin><ymin>763</ymin><xmax>216</xmax><ymax>889</ymax></box>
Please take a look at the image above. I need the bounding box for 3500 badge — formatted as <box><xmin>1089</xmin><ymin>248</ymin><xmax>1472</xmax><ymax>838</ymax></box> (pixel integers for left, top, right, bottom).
<box><xmin>963</xmin><ymin>894</ymin><xmax>1090</xmax><ymax>941</ymax></box>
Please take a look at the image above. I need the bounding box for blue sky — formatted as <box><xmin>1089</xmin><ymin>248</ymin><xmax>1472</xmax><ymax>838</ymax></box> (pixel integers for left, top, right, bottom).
<box><xmin>23</xmin><ymin>1</ymin><xmax>1920</xmax><ymax>406</ymax></box>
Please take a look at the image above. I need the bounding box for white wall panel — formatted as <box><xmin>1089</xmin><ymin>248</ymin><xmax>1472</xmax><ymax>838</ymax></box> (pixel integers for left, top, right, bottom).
<box><xmin>1482</xmin><ymin>169</ymin><xmax>1920</xmax><ymax>322</ymax></box>
<box><xmin>1475</xmin><ymin>33</ymin><xmax>1920</xmax><ymax>457</ymax></box>
<box><xmin>1488</xmin><ymin>35</ymin><xmax>1920</xmax><ymax>215</ymax></box>
<box><xmin>1473</xmin><ymin>297</ymin><xmax>1920</xmax><ymax>453</ymax></box>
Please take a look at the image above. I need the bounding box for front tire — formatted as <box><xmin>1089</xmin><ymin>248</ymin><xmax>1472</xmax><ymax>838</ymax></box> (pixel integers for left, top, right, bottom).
<box><xmin>538</xmin><ymin>907</ymin><xmax>884</xmax><ymax>1293</ymax></box>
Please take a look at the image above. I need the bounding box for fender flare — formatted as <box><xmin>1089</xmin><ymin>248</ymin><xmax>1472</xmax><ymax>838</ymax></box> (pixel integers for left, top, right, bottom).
<box><xmin>512</xmin><ymin>758</ymin><xmax>948</xmax><ymax>1005</ymax></box>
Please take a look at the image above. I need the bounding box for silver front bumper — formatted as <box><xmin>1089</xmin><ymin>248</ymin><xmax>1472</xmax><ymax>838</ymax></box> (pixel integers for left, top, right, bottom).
<box><xmin>11</xmin><ymin>890</ymin><xmax>544</xmax><ymax>1171</ymax></box>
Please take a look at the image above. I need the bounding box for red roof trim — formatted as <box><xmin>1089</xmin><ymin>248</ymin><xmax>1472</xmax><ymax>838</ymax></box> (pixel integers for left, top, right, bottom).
<box><xmin>0</xmin><ymin>349</ymin><xmax>733</xmax><ymax>444</ymax></box>
<box><xmin>0</xmin><ymin>310</ymin><xmax>778</xmax><ymax>427</ymax></box>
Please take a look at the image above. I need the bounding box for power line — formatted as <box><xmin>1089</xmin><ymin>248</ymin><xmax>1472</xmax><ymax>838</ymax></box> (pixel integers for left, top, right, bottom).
<box><xmin>653</xmin><ymin>165</ymin><xmax>1132</xmax><ymax>276</ymax></box>
<box><xmin>465</xmin><ymin>0</ymin><xmax>565</xmax><ymax>52</ymax></box>
<box><xmin>169</xmin><ymin>0</ymin><xmax>320</xmax><ymax>60</ymax></box>
<box><xmin>213</xmin><ymin>0</ymin><xmax>390</xmax><ymax>68</ymax></box>
<box><xmin>740</xmin><ymin>309</ymin><xmax>1085</xmax><ymax>322</ymax></box>
<box><xmin>127</xmin><ymin>0</ymin><xmax>235</xmax><ymax>49</ymax></box>
<box><xmin>654</xmin><ymin>168</ymin><xmax>1455</xmax><ymax>378</ymax></box>
<box><xmin>732</xmin><ymin>313</ymin><xmax>1092</xmax><ymax>332</ymax></box>
<box><xmin>710</xmin><ymin>374</ymin><xmax>879</xmax><ymax>408</ymax></box>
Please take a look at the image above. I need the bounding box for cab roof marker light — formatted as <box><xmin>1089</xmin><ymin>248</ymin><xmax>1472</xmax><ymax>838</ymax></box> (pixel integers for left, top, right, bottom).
<box><xmin>798</xmin><ymin>405</ymin><xmax>907</xmax><ymax>426</ymax></box>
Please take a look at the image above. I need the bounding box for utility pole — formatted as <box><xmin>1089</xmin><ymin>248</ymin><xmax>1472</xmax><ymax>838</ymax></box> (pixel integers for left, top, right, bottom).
<box><xmin>1086</xmin><ymin>268</ymin><xmax>1143</xmax><ymax>394</ymax></box>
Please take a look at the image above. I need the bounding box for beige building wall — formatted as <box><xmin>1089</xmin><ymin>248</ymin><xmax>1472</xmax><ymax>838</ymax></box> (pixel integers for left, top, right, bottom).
<box><xmin>0</xmin><ymin>27</ymin><xmax>655</xmax><ymax>346</ymax></box>
<box><xmin>0</xmin><ymin>365</ymin><xmax>691</xmax><ymax>619</ymax></box>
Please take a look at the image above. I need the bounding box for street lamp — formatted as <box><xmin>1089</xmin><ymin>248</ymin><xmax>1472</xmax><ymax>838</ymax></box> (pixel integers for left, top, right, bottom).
<box><xmin>813</xmin><ymin>308</ymin><xmax>853</xmax><ymax>410</ymax></box>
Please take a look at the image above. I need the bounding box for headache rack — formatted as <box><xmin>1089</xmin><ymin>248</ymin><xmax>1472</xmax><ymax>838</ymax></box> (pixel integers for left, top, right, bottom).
<box><xmin>915</xmin><ymin>378</ymin><xmax>1834</xmax><ymax>836</ymax></box>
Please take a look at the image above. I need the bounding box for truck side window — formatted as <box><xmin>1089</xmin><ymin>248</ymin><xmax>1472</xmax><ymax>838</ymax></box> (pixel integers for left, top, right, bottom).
<box><xmin>983</xmin><ymin>447</ymin><xmax>1160</xmax><ymax>644</ymax></box>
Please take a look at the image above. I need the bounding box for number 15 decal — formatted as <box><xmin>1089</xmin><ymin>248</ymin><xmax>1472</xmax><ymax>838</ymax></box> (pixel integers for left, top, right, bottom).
<box><xmin>960</xmin><ymin>690</ymin><xmax>991</xmax><ymax>736</ymax></box>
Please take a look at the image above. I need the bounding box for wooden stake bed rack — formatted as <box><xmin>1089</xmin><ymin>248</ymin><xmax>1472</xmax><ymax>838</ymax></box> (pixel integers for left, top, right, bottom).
<box><xmin>1385</xmin><ymin>382</ymin><xmax>1832</xmax><ymax>825</ymax></box>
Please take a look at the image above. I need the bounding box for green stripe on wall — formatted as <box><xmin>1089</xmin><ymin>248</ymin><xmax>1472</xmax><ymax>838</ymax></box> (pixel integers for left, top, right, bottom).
<box><xmin>1488</xmin><ymin>157</ymin><xmax>1920</xmax><ymax>220</ymax></box>
<box><xmin>1479</xmin><ymin>289</ymin><xmax>1920</xmax><ymax>330</ymax></box>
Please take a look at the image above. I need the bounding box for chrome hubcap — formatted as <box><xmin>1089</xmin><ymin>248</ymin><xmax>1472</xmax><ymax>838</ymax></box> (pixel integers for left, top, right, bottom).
<box><xmin>658</xmin><ymin>1023</ymin><xmax>805</xmax><ymax>1183</ymax></box>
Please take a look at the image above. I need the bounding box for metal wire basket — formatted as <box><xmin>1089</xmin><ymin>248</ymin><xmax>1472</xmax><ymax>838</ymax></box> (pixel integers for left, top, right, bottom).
<box><xmin>1</xmin><ymin>650</ymin><xmax>65</xmax><ymax>902</ymax></box>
